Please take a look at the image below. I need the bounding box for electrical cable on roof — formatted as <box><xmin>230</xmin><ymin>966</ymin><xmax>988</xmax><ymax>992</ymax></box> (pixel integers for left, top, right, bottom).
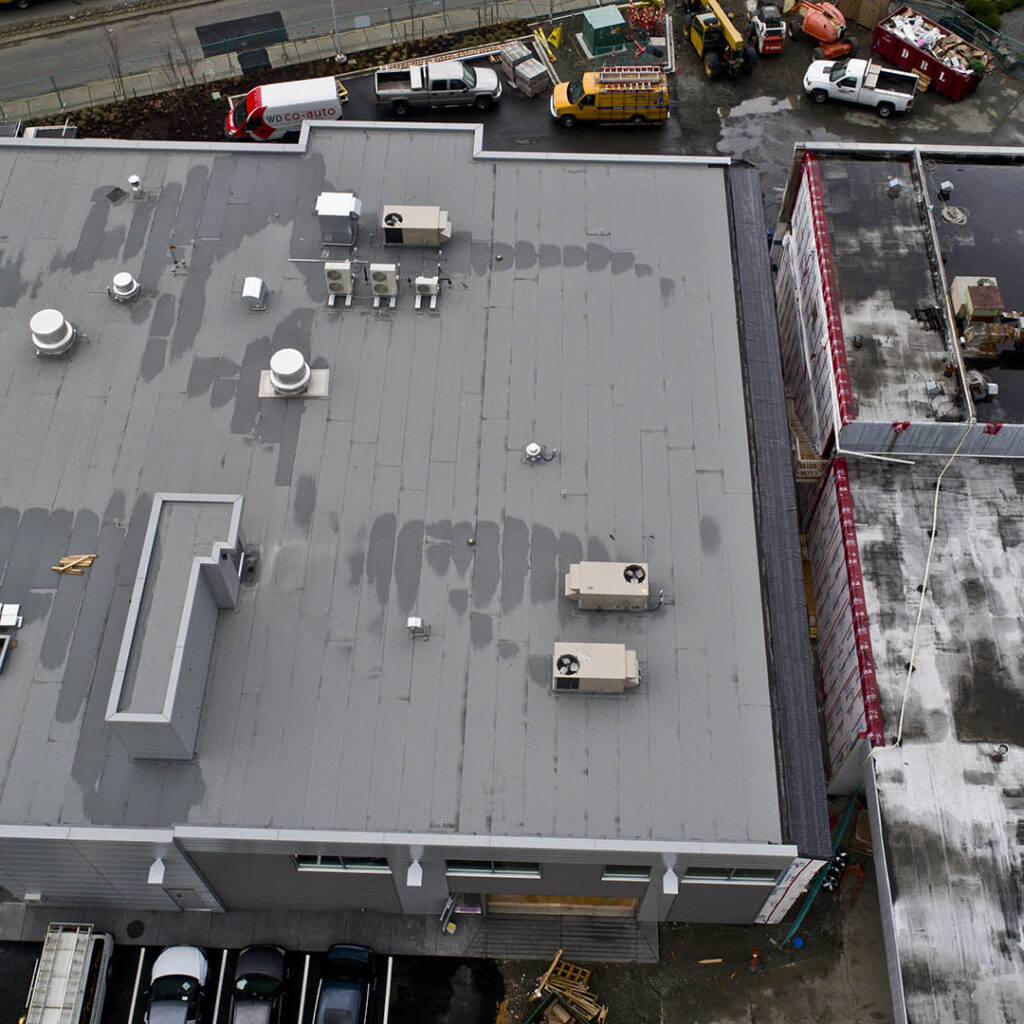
<box><xmin>868</xmin><ymin>417</ymin><xmax>974</xmax><ymax>759</ymax></box>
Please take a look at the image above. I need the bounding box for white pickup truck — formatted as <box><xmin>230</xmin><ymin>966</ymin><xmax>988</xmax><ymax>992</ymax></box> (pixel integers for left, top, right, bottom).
<box><xmin>374</xmin><ymin>60</ymin><xmax>502</xmax><ymax>117</ymax></box>
<box><xmin>803</xmin><ymin>58</ymin><xmax>917</xmax><ymax>117</ymax></box>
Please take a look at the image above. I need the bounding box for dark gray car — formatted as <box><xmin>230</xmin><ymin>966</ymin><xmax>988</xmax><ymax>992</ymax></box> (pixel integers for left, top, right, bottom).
<box><xmin>313</xmin><ymin>945</ymin><xmax>373</xmax><ymax>1024</ymax></box>
<box><xmin>229</xmin><ymin>946</ymin><xmax>287</xmax><ymax>1024</ymax></box>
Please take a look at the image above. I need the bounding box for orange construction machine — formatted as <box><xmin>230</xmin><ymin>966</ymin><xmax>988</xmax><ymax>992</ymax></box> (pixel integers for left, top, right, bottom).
<box><xmin>789</xmin><ymin>0</ymin><xmax>858</xmax><ymax>59</ymax></box>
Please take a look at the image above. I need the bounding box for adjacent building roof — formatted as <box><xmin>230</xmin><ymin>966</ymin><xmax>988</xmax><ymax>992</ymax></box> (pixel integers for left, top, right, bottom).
<box><xmin>0</xmin><ymin>126</ymin><xmax>822</xmax><ymax>853</ymax></box>
<box><xmin>795</xmin><ymin>144</ymin><xmax>1024</xmax><ymax>1021</ymax></box>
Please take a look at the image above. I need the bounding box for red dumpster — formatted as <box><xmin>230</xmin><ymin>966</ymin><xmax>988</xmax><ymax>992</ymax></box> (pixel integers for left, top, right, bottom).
<box><xmin>871</xmin><ymin>5</ymin><xmax>986</xmax><ymax>100</ymax></box>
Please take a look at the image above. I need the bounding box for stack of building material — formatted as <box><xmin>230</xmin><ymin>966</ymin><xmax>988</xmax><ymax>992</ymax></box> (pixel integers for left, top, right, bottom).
<box><xmin>498</xmin><ymin>40</ymin><xmax>551</xmax><ymax>96</ymax></box>
<box><xmin>531</xmin><ymin>951</ymin><xmax>608</xmax><ymax>1022</ymax></box>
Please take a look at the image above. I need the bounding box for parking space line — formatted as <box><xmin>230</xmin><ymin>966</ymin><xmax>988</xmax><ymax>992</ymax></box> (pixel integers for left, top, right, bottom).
<box><xmin>383</xmin><ymin>956</ymin><xmax>393</xmax><ymax>1023</ymax></box>
<box><xmin>297</xmin><ymin>953</ymin><xmax>311</xmax><ymax>1024</ymax></box>
<box><xmin>126</xmin><ymin>947</ymin><xmax>146</xmax><ymax>1024</ymax></box>
<box><xmin>213</xmin><ymin>948</ymin><xmax>228</xmax><ymax>1022</ymax></box>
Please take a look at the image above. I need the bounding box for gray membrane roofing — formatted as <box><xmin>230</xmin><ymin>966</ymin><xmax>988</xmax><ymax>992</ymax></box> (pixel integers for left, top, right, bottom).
<box><xmin>818</xmin><ymin>154</ymin><xmax>1024</xmax><ymax>426</ymax></box>
<box><xmin>0</xmin><ymin>126</ymin><xmax>783</xmax><ymax>844</ymax></box>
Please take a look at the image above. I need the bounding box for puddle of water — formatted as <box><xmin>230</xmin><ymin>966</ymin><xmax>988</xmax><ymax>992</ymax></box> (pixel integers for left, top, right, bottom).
<box><xmin>718</xmin><ymin>94</ymin><xmax>797</xmax><ymax>117</ymax></box>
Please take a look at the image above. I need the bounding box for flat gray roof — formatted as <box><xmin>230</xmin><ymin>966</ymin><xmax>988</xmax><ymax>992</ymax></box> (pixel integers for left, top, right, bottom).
<box><xmin>0</xmin><ymin>126</ymin><xmax>782</xmax><ymax>845</ymax></box>
<box><xmin>848</xmin><ymin>453</ymin><xmax>1024</xmax><ymax>1020</ymax></box>
<box><xmin>817</xmin><ymin>153</ymin><xmax>1024</xmax><ymax>427</ymax></box>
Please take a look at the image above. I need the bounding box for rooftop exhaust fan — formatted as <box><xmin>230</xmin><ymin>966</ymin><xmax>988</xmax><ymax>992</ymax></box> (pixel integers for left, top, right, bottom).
<box><xmin>268</xmin><ymin>349</ymin><xmax>311</xmax><ymax>395</ymax></box>
<box><xmin>108</xmin><ymin>271</ymin><xmax>141</xmax><ymax>302</ymax></box>
<box><xmin>29</xmin><ymin>308</ymin><xmax>77</xmax><ymax>356</ymax></box>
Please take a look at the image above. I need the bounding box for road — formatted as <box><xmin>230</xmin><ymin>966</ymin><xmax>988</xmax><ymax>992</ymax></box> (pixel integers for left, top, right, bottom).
<box><xmin>0</xmin><ymin>0</ymin><xmax>479</xmax><ymax>94</ymax></box>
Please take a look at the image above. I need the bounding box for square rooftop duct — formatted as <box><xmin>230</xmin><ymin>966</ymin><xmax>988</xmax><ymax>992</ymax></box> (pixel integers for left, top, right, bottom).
<box><xmin>316</xmin><ymin>192</ymin><xmax>362</xmax><ymax>246</ymax></box>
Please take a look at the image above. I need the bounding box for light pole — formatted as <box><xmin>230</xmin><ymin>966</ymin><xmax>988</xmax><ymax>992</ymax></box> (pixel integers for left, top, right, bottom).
<box><xmin>329</xmin><ymin>0</ymin><xmax>346</xmax><ymax>62</ymax></box>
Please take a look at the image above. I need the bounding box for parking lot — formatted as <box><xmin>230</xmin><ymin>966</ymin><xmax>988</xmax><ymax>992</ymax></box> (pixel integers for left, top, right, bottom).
<box><xmin>5</xmin><ymin>940</ymin><xmax>503</xmax><ymax>1024</ymax></box>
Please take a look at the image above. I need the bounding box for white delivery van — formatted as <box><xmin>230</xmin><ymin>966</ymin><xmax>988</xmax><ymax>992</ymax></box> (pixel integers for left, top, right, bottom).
<box><xmin>225</xmin><ymin>76</ymin><xmax>345</xmax><ymax>140</ymax></box>
<box><xmin>23</xmin><ymin>923</ymin><xmax>114</xmax><ymax>1024</ymax></box>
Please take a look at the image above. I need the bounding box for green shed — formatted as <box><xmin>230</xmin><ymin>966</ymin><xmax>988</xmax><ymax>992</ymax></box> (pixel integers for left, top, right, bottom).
<box><xmin>582</xmin><ymin>5</ymin><xmax>626</xmax><ymax>54</ymax></box>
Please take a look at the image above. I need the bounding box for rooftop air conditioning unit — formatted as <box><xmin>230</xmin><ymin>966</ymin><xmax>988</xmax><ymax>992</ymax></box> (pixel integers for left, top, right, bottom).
<box><xmin>565</xmin><ymin>561</ymin><xmax>649</xmax><ymax>611</ymax></box>
<box><xmin>324</xmin><ymin>261</ymin><xmax>353</xmax><ymax>307</ymax></box>
<box><xmin>414</xmin><ymin>275</ymin><xmax>439</xmax><ymax>311</ymax></box>
<box><xmin>381</xmin><ymin>205</ymin><xmax>452</xmax><ymax>247</ymax></box>
<box><xmin>370</xmin><ymin>264</ymin><xmax>398</xmax><ymax>294</ymax></box>
<box><xmin>552</xmin><ymin>642</ymin><xmax>639</xmax><ymax>694</ymax></box>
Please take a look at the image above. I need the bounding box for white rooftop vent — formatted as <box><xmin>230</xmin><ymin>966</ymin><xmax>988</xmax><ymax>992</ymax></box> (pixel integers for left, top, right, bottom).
<box><xmin>325</xmin><ymin>261</ymin><xmax>354</xmax><ymax>307</ymax></box>
<box><xmin>414</xmin><ymin>275</ymin><xmax>439</xmax><ymax>311</ymax></box>
<box><xmin>29</xmin><ymin>308</ymin><xmax>76</xmax><ymax>356</ymax></box>
<box><xmin>242</xmin><ymin>276</ymin><xmax>268</xmax><ymax>311</ymax></box>
<box><xmin>565</xmin><ymin>561</ymin><xmax>649</xmax><ymax>610</ymax></box>
<box><xmin>407</xmin><ymin>616</ymin><xmax>430</xmax><ymax>640</ymax></box>
<box><xmin>128</xmin><ymin>173</ymin><xmax>145</xmax><ymax>198</ymax></box>
<box><xmin>268</xmin><ymin>348</ymin><xmax>311</xmax><ymax>395</ymax></box>
<box><xmin>109</xmin><ymin>271</ymin><xmax>141</xmax><ymax>302</ymax></box>
<box><xmin>381</xmin><ymin>205</ymin><xmax>452</xmax><ymax>246</ymax></box>
<box><xmin>370</xmin><ymin>263</ymin><xmax>399</xmax><ymax>308</ymax></box>
<box><xmin>552</xmin><ymin>642</ymin><xmax>640</xmax><ymax>693</ymax></box>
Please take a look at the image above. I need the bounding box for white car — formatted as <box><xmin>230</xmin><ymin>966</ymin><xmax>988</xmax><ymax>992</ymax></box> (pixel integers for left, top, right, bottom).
<box><xmin>146</xmin><ymin>946</ymin><xmax>209</xmax><ymax>1024</ymax></box>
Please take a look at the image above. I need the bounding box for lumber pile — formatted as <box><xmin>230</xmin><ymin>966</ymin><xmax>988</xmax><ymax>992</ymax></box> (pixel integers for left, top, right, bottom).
<box><xmin>532</xmin><ymin>950</ymin><xmax>609</xmax><ymax>1022</ymax></box>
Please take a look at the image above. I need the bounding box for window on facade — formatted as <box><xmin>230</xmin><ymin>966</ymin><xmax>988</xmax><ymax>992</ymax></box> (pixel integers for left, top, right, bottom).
<box><xmin>445</xmin><ymin>860</ymin><xmax>541</xmax><ymax>877</ymax></box>
<box><xmin>685</xmin><ymin>865</ymin><xmax>778</xmax><ymax>883</ymax></box>
<box><xmin>730</xmin><ymin>868</ymin><xmax>780</xmax><ymax>882</ymax></box>
<box><xmin>294</xmin><ymin>855</ymin><xmax>391</xmax><ymax>873</ymax></box>
<box><xmin>601</xmin><ymin>865</ymin><xmax>651</xmax><ymax>882</ymax></box>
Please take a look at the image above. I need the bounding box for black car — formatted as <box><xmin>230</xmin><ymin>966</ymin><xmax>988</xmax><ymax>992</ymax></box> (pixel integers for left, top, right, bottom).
<box><xmin>229</xmin><ymin>946</ymin><xmax>287</xmax><ymax>1024</ymax></box>
<box><xmin>313</xmin><ymin>945</ymin><xmax>373</xmax><ymax>1024</ymax></box>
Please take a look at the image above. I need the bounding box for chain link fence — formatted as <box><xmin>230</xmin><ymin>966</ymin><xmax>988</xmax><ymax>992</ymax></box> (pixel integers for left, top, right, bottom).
<box><xmin>0</xmin><ymin>0</ymin><xmax>603</xmax><ymax>122</ymax></box>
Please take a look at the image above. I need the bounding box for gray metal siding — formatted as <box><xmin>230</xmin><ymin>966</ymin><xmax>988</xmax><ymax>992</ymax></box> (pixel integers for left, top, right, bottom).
<box><xmin>190</xmin><ymin>852</ymin><xmax>402</xmax><ymax>912</ymax></box>
<box><xmin>0</xmin><ymin>829</ymin><xmax>215</xmax><ymax>910</ymax></box>
<box><xmin>667</xmin><ymin>883</ymin><xmax>773</xmax><ymax>924</ymax></box>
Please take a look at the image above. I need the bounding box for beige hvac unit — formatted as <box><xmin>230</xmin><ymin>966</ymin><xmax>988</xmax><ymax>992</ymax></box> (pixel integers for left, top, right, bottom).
<box><xmin>565</xmin><ymin>561</ymin><xmax>648</xmax><ymax>611</ymax></box>
<box><xmin>552</xmin><ymin>642</ymin><xmax>639</xmax><ymax>693</ymax></box>
<box><xmin>381</xmin><ymin>205</ymin><xmax>452</xmax><ymax>246</ymax></box>
<box><xmin>950</xmin><ymin>276</ymin><xmax>1003</xmax><ymax>324</ymax></box>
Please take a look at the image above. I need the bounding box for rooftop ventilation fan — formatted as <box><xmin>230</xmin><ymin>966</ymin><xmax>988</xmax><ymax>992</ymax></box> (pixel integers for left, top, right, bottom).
<box><xmin>556</xmin><ymin>654</ymin><xmax>581</xmax><ymax>675</ymax></box>
<box><xmin>623</xmin><ymin>564</ymin><xmax>646</xmax><ymax>584</ymax></box>
<box><xmin>415</xmin><ymin>276</ymin><xmax>439</xmax><ymax>295</ymax></box>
